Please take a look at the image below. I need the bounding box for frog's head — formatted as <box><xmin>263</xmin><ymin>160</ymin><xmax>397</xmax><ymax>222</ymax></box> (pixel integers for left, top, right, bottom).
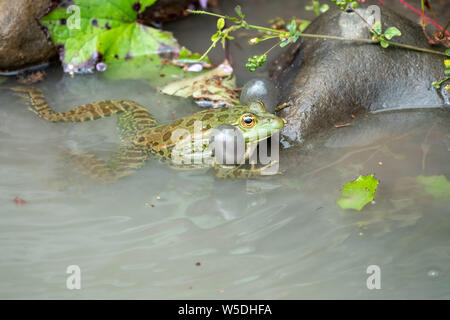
<box><xmin>225</xmin><ymin>101</ymin><xmax>286</xmax><ymax>144</ymax></box>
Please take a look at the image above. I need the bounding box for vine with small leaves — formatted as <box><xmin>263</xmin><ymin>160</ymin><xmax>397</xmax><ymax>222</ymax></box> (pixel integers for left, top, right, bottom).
<box><xmin>370</xmin><ymin>21</ymin><xmax>402</xmax><ymax>48</ymax></box>
<box><xmin>188</xmin><ymin>2</ymin><xmax>448</xmax><ymax>75</ymax></box>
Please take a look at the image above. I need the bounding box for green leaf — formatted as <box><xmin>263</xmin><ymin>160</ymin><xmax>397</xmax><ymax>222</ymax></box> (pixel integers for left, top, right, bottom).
<box><xmin>298</xmin><ymin>20</ymin><xmax>311</xmax><ymax>32</ymax></box>
<box><xmin>371</xmin><ymin>21</ymin><xmax>382</xmax><ymax>35</ymax></box>
<box><xmin>384</xmin><ymin>26</ymin><xmax>401</xmax><ymax>40</ymax></box>
<box><xmin>234</xmin><ymin>5</ymin><xmax>245</xmax><ymax>19</ymax></box>
<box><xmin>211</xmin><ymin>31</ymin><xmax>221</xmax><ymax>41</ymax></box>
<box><xmin>446</xmin><ymin>49</ymin><xmax>450</xmax><ymax>56</ymax></box>
<box><xmin>380</xmin><ymin>40</ymin><xmax>389</xmax><ymax>48</ymax></box>
<box><xmin>444</xmin><ymin>59</ymin><xmax>450</xmax><ymax>69</ymax></box>
<box><xmin>289</xmin><ymin>20</ymin><xmax>297</xmax><ymax>36</ymax></box>
<box><xmin>217</xmin><ymin>18</ymin><xmax>225</xmax><ymax>30</ymax></box>
<box><xmin>40</xmin><ymin>0</ymin><xmax>208</xmax><ymax>82</ymax></box>
<box><xmin>280</xmin><ymin>38</ymin><xmax>291</xmax><ymax>47</ymax></box>
<box><xmin>337</xmin><ymin>175</ymin><xmax>379</xmax><ymax>211</ymax></box>
<box><xmin>320</xmin><ymin>4</ymin><xmax>330</xmax><ymax>13</ymax></box>
<box><xmin>416</xmin><ymin>175</ymin><xmax>450</xmax><ymax>199</ymax></box>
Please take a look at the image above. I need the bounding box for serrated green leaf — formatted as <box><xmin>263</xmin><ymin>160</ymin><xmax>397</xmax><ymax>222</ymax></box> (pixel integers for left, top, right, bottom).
<box><xmin>40</xmin><ymin>0</ymin><xmax>209</xmax><ymax>83</ymax></box>
<box><xmin>384</xmin><ymin>26</ymin><xmax>401</xmax><ymax>40</ymax></box>
<box><xmin>337</xmin><ymin>175</ymin><xmax>379</xmax><ymax>211</ymax></box>
<box><xmin>416</xmin><ymin>175</ymin><xmax>450</xmax><ymax>199</ymax></box>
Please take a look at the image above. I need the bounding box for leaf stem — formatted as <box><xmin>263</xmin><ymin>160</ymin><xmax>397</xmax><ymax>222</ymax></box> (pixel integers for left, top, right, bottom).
<box><xmin>263</xmin><ymin>41</ymin><xmax>282</xmax><ymax>56</ymax></box>
<box><xmin>187</xmin><ymin>10</ymin><xmax>239</xmax><ymax>22</ymax></box>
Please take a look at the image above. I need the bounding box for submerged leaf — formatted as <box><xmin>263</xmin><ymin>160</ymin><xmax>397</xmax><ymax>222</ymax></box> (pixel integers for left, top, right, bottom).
<box><xmin>337</xmin><ymin>175</ymin><xmax>379</xmax><ymax>211</ymax></box>
<box><xmin>161</xmin><ymin>60</ymin><xmax>239</xmax><ymax>108</ymax></box>
<box><xmin>416</xmin><ymin>175</ymin><xmax>450</xmax><ymax>199</ymax></box>
<box><xmin>40</xmin><ymin>0</ymin><xmax>209</xmax><ymax>82</ymax></box>
<box><xmin>103</xmin><ymin>47</ymin><xmax>209</xmax><ymax>86</ymax></box>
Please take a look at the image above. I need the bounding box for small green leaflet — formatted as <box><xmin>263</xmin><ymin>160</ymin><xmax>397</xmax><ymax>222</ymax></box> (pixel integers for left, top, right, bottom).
<box><xmin>416</xmin><ymin>175</ymin><xmax>450</xmax><ymax>199</ymax></box>
<box><xmin>371</xmin><ymin>21</ymin><xmax>382</xmax><ymax>36</ymax></box>
<box><xmin>383</xmin><ymin>26</ymin><xmax>401</xmax><ymax>40</ymax></box>
<box><xmin>40</xmin><ymin>0</ymin><xmax>209</xmax><ymax>84</ymax></box>
<box><xmin>337</xmin><ymin>175</ymin><xmax>379</xmax><ymax>211</ymax></box>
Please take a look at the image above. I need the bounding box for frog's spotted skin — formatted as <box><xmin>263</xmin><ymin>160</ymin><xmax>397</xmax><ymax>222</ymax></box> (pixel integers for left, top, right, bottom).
<box><xmin>12</xmin><ymin>86</ymin><xmax>284</xmax><ymax>182</ymax></box>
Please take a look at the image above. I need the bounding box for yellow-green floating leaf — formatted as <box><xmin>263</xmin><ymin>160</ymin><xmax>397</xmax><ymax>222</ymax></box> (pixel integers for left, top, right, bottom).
<box><xmin>337</xmin><ymin>174</ymin><xmax>379</xmax><ymax>211</ymax></box>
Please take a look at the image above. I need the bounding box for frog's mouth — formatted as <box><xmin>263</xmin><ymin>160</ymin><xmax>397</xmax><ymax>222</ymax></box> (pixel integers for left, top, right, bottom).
<box><xmin>242</xmin><ymin>116</ymin><xmax>286</xmax><ymax>144</ymax></box>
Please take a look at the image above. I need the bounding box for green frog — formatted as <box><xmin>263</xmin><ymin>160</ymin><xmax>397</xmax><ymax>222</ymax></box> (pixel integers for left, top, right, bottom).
<box><xmin>12</xmin><ymin>86</ymin><xmax>285</xmax><ymax>182</ymax></box>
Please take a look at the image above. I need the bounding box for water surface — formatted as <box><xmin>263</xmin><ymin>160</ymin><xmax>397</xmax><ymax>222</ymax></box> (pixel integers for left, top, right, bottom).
<box><xmin>0</xmin><ymin>0</ymin><xmax>449</xmax><ymax>299</ymax></box>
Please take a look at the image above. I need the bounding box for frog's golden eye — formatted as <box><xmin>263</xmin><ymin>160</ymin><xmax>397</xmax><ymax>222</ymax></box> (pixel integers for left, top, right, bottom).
<box><xmin>240</xmin><ymin>113</ymin><xmax>257</xmax><ymax>128</ymax></box>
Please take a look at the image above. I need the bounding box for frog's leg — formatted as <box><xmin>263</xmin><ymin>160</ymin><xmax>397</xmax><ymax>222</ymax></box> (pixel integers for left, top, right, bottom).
<box><xmin>12</xmin><ymin>86</ymin><xmax>157</xmax><ymax>182</ymax></box>
<box><xmin>11</xmin><ymin>86</ymin><xmax>157</xmax><ymax>128</ymax></box>
<box><xmin>214</xmin><ymin>161</ymin><xmax>281</xmax><ymax>179</ymax></box>
<box><xmin>65</xmin><ymin>144</ymin><xmax>150</xmax><ymax>182</ymax></box>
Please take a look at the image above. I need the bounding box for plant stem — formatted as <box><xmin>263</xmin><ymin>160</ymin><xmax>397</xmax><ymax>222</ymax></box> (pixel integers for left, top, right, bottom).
<box><xmin>187</xmin><ymin>10</ymin><xmax>239</xmax><ymax>22</ymax></box>
<box><xmin>385</xmin><ymin>41</ymin><xmax>447</xmax><ymax>55</ymax></box>
<box><xmin>246</xmin><ymin>24</ymin><xmax>285</xmax><ymax>35</ymax></box>
<box><xmin>262</xmin><ymin>41</ymin><xmax>282</xmax><ymax>56</ymax></box>
<box><xmin>188</xmin><ymin>9</ymin><xmax>448</xmax><ymax>57</ymax></box>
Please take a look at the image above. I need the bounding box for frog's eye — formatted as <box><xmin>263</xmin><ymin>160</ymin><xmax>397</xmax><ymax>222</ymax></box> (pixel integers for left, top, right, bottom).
<box><xmin>240</xmin><ymin>114</ymin><xmax>257</xmax><ymax>128</ymax></box>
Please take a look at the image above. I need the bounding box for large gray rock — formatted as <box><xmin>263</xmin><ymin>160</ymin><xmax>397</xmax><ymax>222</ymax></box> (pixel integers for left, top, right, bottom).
<box><xmin>270</xmin><ymin>6</ymin><xmax>449</xmax><ymax>143</ymax></box>
<box><xmin>0</xmin><ymin>0</ymin><xmax>55</xmax><ymax>70</ymax></box>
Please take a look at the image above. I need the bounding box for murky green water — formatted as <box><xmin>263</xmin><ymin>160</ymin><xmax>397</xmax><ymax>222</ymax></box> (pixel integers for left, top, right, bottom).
<box><xmin>0</xmin><ymin>0</ymin><xmax>449</xmax><ymax>299</ymax></box>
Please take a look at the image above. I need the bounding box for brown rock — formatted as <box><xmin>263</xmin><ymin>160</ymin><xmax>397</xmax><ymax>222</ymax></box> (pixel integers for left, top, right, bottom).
<box><xmin>0</xmin><ymin>0</ymin><xmax>55</xmax><ymax>70</ymax></box>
